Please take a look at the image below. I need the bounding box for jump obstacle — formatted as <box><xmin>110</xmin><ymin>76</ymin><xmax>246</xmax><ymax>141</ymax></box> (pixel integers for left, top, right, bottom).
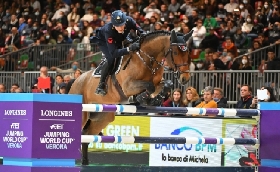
<box><xmin>0</xmin><ymin>93</ymin><xmax>279</xmax><ymax>172</ymax></box>
<box><xmin>81</xmin><ymin>135</ymin><xmax>258</xmax><ymax>145</ymax></box>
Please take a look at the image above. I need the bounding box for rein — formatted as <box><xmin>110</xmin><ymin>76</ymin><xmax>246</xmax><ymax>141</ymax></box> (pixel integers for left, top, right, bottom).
<box><xmin>135</xmin><ymin>49</ymin><xmax>164</xmax><ymax>75</ymax></box>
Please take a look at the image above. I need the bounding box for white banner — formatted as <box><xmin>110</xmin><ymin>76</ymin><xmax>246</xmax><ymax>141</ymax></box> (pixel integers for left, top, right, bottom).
<box><xmin>149</xmin><ymin>117</ymin><xmax>222</xmax><ymax>166</ymax></box>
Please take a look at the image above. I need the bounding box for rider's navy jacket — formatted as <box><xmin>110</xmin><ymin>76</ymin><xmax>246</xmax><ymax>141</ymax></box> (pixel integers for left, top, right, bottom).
<box><xmin>93</xmin><ymin>16</ymin><xmax>144</xmax><ymax>59</ymax></box>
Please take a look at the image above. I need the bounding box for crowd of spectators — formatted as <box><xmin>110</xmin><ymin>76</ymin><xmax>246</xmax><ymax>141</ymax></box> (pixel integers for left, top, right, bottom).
<box><xmin>0</xmin><ymin>0</ymin><xmax>280</xmax><ymax>105</ymax></box>
<box><xmin>158</xmin><ymin>84</ymin><xmax>278</xmax><ymax>116</ymax></box>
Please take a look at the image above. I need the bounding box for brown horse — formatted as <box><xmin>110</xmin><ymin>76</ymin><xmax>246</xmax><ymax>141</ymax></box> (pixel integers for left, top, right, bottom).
<box><xmin>68</xmin><ymin>30</ymin><xmax>192</xmax><ymax>165</ymax></box>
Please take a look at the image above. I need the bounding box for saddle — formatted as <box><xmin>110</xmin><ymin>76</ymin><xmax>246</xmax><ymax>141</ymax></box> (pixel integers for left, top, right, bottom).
<box><xmin>92</xmin><ymin>56</ymin><xmax>124</xmax><ymax>77</ymax></box>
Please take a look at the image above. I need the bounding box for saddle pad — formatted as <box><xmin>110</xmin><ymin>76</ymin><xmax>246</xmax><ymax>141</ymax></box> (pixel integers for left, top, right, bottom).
<box><xmin>92</xmin><ymin>56</ymin><xmax>124</xmax><ymax>78</ymax></box>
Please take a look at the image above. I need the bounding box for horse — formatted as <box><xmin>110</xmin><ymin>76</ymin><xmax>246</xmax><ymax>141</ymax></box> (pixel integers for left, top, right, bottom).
<box><xmin>68</xmin><ymin>30</ymin><xmax>193</xmax><ymax>165</ymax></box>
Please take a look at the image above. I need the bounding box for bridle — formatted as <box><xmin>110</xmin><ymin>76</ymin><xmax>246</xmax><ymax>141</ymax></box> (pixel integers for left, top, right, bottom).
<box><xmin>164</xmin><ymin>42</ymin><xmax>190</xmax><ymax>83</ymax></box>
<box><xmin>135</xmin><ymin>41</ymin><xmax>190</xmax><ymax>76</ymax></box>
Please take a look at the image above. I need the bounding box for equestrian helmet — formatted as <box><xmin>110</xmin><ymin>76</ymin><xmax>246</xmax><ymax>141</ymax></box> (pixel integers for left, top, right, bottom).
<box><xmin>111</xmin><ymin>10</ymin><xmax>127</xmax><ymax>27</ymax></box>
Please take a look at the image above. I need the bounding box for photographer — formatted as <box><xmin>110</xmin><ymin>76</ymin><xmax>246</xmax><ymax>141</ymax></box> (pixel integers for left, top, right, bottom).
<box><xmin>250</xmin><ymin>87</ymin><xmax>278</xmax><ymax>109</ymax></box>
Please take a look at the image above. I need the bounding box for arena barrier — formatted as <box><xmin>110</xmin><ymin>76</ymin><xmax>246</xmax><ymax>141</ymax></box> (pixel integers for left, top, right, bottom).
<box><xmin>0</xmin><ymin>93</ymin><xmax>279</xmax><ymax>172</ymax></box>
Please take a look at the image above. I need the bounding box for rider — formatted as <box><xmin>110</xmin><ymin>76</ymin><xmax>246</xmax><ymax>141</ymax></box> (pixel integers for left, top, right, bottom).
<box><xmin>90</xmin><ymin>10</ymin><xmax>144</xmax><ymax>96</ymax></box>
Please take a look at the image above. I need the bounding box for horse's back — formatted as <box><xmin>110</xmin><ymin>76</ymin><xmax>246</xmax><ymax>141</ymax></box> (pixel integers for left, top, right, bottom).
<box><xmin>69</xmin><ymin>70</ymin><xmax>93</xmax><ymax>95</ymax></box>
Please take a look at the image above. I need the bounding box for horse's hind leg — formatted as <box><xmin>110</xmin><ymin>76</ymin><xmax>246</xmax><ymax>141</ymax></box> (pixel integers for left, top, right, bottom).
<box><xmin>81</xmin><ymin>112</ymin><xmax>115</xmax><ymax>166</ymax></box>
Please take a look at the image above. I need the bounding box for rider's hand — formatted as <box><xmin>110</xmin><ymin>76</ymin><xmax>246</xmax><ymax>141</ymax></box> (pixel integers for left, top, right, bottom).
<box><xmin>129</xmin><ymin>43</ymin><xmax>140</xmax><ymax>52</ymax></box>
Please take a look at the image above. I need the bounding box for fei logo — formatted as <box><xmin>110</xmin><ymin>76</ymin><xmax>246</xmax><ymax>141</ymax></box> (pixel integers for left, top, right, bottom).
<box><xmin>155</xmin><ymin>126</ymin><xmax>216</xmax><ymax>152</ymax></box>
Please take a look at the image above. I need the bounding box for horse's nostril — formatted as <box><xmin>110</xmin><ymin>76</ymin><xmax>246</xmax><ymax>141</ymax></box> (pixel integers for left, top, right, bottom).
<box><xmin>182</xmin><ymin>77</ymin><xmax>186</xmax><ymax>83</ymax></box>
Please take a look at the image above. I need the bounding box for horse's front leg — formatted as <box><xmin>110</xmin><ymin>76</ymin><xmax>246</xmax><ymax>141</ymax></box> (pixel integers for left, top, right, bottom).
<box><xmin>149</xmin><ymin>79</ymin><xmax>173</xmax><ymax>106</ymax></box>
<box><xmin>121</xmin><ymin>79</ymin><xmax>155</xmax><ymax>106</ymax></box>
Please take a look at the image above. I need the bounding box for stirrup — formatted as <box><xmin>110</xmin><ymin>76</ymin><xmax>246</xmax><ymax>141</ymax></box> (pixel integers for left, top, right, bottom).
<box><xmin>95</xmin><ymin>82</ymin><xmax>107</xmax><ymax>96</ymax></box>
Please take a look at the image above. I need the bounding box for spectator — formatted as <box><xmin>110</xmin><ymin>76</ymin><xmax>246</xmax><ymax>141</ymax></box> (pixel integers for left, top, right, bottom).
<box><xmin>195</xmin><ymin>86</ymin><xmax>217</xmax><ymax>110</ymax></box>
<box><xmin>183</xmin><ymin>86</ymin><xmax>201</xmax><ymax>107</ymax></box>
<box><xmin>15</xmin><ymin>88</ymin><xmax>24</xmax><ymax>93</ymax></box>
<box><xmin>224</xmin><ymin>0</ymin><xmax>238</xmax><ymax>13</ymax></box>
<box><xmin>215</xmin><ymin>3</ymin><xmax>227</xmax><ymax>25</ymax></box>
<box><xmin>261</xmin><ymin>1</ymin><xmax>271</xmax><ymax>27</ymax></box>
<box><xmin>162</xmin><ymin>88</ymin><xmax>185</xmax><ymax>116</ymax></box>
<box><xmin>90</xmin><ymin>13</ymin><xmax>102</xmax><ymax>29</ymax></box>
<box><xmin>233</xmin><ymin>27</ymin><xmax>247</xmax><ymax>49</ymax></box>
<box><xmin>222</xmin><ymin>37</ymin><xmax>238</xmax><ymax>57</ymax></box>
<box><xmin>143</xmin><ymin>1</ymin><xmax>161</xmax><ymax>19</ymax></box>
<box><xmin>236</xmin><ymin>84</ymin><xmax>253</xmax><ymax>109</ymax></box>
<box><xmin>222</xmin><ymin>20</ymin><xmax>237</xmax><ymax>39</ymax></box>
<box><xmin>58</xmin><ymin>82</ymin><xmax>67</xmax><ymax>94</ymax></box>
<box><xmin>18</xmin><ymin>18</ymin><xmax>27</xmax><ymax>35</ymax></box>
<box><xmin>266</xmin><ymin>48</ymin><xmax>280</xmax><ymax>70</ymax></box>
<box><xmin>55</xmin><ymin>74</ymin><xmax>64</xmax><ymax>93</ymax></box>
<box><xmin>168</xmin><ymin>0</ymin><xmax>180</xmax><ymax>13</ymax></box>
<box><xmin>63</xmin><ymin>75</ymin><xmax>72</xmax><ymax>84</ymax></box>
<box><xmin>187</xmin><ymin>9</ymin><xmax>199</xmax><ymax>30</ymax></box>
<box><xmin>199</xmin><ymin>27</ymin><xmax>219</xmax><ymax>51</ymax></box>
<box><xmin>10</xmin><ymin>15</ymin><xmax>18</xmax><ymax>28</ymax></box>
<box><xmin>74</xmin><ymin>69</ymin><xmax>82</xmax><ymax>79</ymax></box>
<box><xmin>31</xmin><ymin>0</ymin><xmax>41</xmax><ymax>11</ymax></box>
<box><xmin>180</xmin><ymin>0</ymin><xmax>196</xmax><ymax>17</ymax></box>
<box><xmin>213</xmin><ymin>87</ymin><xmax>228</xmax><ymax>108</ymax></box>
<box><xmin>203</xmin><ymin>12</ymin><xmax>218</xmax><ymax>31</ymax></box>
<box><xmin>66</xmin><ymin>19</ymin><xmax>80</xmax><ymax>39</ymax></box>
<box><xmin>67</xmin><ymin>7</ymin><xmax>80</xmax><ymax>24</ymax></box>
<box><xmin>250</xmin><ymin>87</ymin><xmax>278</xmax><ymax>109</ymax></box>
<box><xmin>10</xmin><ymin>83</ymin><xmax>19</xmax><ymax>93</ymax></box>
<box><xmin>51</xmin><ymin>61</ymin><xmax>81</xmax><ymax>78</ymax></box>
<box><xmin>0</xmin><ymin>83</ymin><xmax>6</xmax><ymax>93</ymax></box>
<box><xmin>6</xmin><ymin>27</ymin><xmax>21</xmax><ymax>51</ymax></box>
<box><xmin>242</xmin><ymin>15</ymin><xmax>253</xmax><ymax>34</ymax></box>
<box><xmin>32</xmin><ymin>66</ymin><xmax>55</xmax><ymax>93</ymax></box>
<box><xmin>62</xmin><ymin>30</ymin><xmax>72</xmax><ymax>44</ymax></box>
<box><xmin>191</xmin><ymin>18</ymin><xmax>206</xmax><ymax>48</ymax></box>
<box><xmin>160</xmin><ymin>4</ymin><xmax>169</xmax><ymax>22</ymax></box>
<box><xmin>238</xmin><ymin>3</ymin><xmax>249</xmax><ymax>20</ymax></box>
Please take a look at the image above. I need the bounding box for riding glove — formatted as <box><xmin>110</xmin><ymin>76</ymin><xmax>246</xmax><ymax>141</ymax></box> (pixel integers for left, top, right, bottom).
<box><xmin>128</xmin><ymin>43</ymin><xmax>140</xmax><ymax>52</ymax></box>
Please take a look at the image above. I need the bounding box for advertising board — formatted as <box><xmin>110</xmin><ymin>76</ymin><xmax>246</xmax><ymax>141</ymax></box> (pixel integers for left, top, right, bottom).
<box><xmin>222</xmin><ymin>119</ymin><xmax>259</xmax><ymax>167</ymax></box>
<box><xmin>149</xmin><ymin>117</ymin><xmax>223</xmax><ymax>166</ymax></box>
<box><xmin>88</xmin><ymin>116</ymin><xmax>150</xmax><ymax>153</ymax></box>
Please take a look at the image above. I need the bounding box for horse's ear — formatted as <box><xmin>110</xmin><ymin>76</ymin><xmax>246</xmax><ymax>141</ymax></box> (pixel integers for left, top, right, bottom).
<box><xmin>183</xmin><ymin>30</ymin><xmax>194</xmax><ymax>41</ymax></box>
<box><xmin>171</xmin><ymin>30</ymin><xmax>178</xmax><ymax>44</ymax></box>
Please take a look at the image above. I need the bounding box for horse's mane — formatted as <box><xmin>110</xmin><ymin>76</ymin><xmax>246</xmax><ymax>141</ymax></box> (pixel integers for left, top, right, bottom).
<box><xmin>139</xmin><ymin>30</ymin><xmax>171</xmax><ymax>46</ymax></box>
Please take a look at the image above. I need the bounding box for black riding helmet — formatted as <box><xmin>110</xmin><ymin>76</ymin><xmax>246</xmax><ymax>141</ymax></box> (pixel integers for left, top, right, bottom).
<box><xmin>111</xmin><ymin>10</ymin><xmax>127</xmax><ymax>27</ymax></box>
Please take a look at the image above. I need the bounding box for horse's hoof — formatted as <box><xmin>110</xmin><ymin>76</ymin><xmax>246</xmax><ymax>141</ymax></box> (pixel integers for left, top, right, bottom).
<box><xmin>163</xmin><ymin>80</ymin><xmax>173</xmax><ymax>93</ymax></box>
<box><xmin>136</xmin><ymin>92</ymin><xmax>150</xmax><ymax>106</ymax></box>
<box><xmin>98</xmin><ymin>132</ymin><xmax>103</xmax><ymax>136</ymax></box>
<box><xmin>149</xmin><ymin>96</ymin><xmax>163</xmax><ymax>106</ymax></box>
<box><xmin>82</xmin><ymin>159</ymin><xmax>89</xmax><ymax>166</ymax></box>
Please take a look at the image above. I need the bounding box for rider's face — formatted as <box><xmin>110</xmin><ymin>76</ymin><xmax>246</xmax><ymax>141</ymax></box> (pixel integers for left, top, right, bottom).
<box><xmin>114</xmin><ymin>24</ymin><xmax>125</xmax><ymax>33</ymax></box>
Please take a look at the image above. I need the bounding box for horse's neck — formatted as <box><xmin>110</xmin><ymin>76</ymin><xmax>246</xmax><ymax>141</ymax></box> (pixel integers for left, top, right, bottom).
<box><xmin>141</xmin><ymin>36</ymin><xmax>170</xmax><ymax>60</ymax></box>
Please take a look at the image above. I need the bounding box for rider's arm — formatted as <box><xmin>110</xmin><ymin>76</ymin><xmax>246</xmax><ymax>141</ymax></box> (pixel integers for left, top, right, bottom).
<box><xmin>128</xmin><ymin>16</ymin><xmax>145</xmax><ymax>34</ymax></box>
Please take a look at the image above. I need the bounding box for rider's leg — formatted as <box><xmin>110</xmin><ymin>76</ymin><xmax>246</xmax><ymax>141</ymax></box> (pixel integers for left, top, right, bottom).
<box><xmin>95</xmin><ymin>46</ymin><xmax>114</xmax><ymax>96</ymax></box>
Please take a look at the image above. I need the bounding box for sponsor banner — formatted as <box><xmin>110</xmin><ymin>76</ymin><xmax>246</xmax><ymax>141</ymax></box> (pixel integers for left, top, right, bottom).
<box><xmin>222</xmin><ymin>119</ymin><xmax>259</xmax><ymax>167</ymax></box>
<box><xmin>149</xmin><ymin>117</ymin><xmax>223</xmax><ymax>166</ymax></box>
<box><xmin>88</xmin><ymin>116</ymin><xmax>150</xmax><ymax>152</ymax></box>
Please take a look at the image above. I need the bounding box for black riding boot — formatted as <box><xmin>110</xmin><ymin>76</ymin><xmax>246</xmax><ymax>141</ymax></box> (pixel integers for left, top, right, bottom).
<box><xmin>95</xmin><ymin>63</ymin><xmax>110</xmax><ymax>96</ymax></box>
